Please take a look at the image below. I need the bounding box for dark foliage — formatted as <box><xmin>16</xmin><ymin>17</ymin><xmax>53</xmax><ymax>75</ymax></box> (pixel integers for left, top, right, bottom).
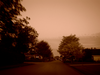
<box><xmin>0</xmin><ymin>0</ymin><xmax>38</xmax><ymax>65</ymax></box>
<box><xmin>36</xmin><ymin>40</ymin><xmax>53</xmax><ymax>60</ymax></box>
<box><xmin>82</xmin><ymin>49</ymin><xmax>93</xmax><ymax>62</ymax></box>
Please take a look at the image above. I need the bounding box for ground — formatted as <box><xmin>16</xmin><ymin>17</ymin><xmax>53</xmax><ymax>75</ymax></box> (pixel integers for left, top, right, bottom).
<box><xmin>0</xmin><ymin>60</ymin><xmax>83</xmax><ymax>75</ymax></box>
<box><xmin>68</xmin><ymin>62</ymin><xmax>100</xmax><ymax>75</ymax></box>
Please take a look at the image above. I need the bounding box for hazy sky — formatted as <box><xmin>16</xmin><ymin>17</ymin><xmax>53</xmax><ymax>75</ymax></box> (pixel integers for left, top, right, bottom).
<box><xmin>21</xmin><ymin>0</ymin><xmax>100</xmax><ymax>56</ymax></box>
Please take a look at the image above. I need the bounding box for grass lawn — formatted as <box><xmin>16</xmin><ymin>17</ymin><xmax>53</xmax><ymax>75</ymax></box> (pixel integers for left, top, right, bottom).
<box><xmin>68</xmin><ymin>62</ymin><xmax>100</xmax><ymax>75</ymax></box>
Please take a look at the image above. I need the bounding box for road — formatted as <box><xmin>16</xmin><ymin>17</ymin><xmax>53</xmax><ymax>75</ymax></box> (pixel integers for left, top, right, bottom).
<box><xmin>0</xmin><ymin>60</ymin><xmax>83</xmax><ymax>75</ymax></box>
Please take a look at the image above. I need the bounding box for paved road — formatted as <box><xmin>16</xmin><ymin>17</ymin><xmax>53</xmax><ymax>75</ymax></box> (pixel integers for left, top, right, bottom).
<box><xmin>0</xmin><ymin>60</ymin><xmax>83</xmax><ymax>75</ymax></box>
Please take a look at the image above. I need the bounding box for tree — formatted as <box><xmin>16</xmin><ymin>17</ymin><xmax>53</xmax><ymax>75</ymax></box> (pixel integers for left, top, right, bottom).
<box><xmin>0</xmin><ymin>0</ymin><xmax>38</xmax><ymax>64</ymax></box>
<box><xmin>58</xmin><ymin>35</ymin><xmax>84</xmax><ymax>62</ymax></box>
<box><xmin>0</xmin><ymin>0</ymin><xmax>26</xmax><ymax>33</ymax></box>
<box><xmin>15</xmin><ymin>25</ymin><xmax>38</xmax><ymax>53</ymax></box>
<box><xmin>0</xmin><ymin>0</ymin><xmax>38</xmax><ymax>53</ymax></box>
<box><xmin>36</xmin><ymin>40</ymin><xmax>53</xmax><ymax>61</ymax></box>
<box><xmin>0</xmin><ymin>0</ymin><xmax>26</xmax><ymax>52</ymax></box>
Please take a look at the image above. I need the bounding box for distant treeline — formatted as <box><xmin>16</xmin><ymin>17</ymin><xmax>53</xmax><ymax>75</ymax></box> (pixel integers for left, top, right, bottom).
<box><xmin>83</xmin><ymin>48</ymin><xmax>100</xmax><ymax>55</ymax></box>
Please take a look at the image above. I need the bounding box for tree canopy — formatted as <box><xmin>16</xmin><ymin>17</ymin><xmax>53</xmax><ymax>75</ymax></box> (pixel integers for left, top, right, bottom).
<box><xmin>0</xmin><ymin>0</ymin><xmax>38</xmax><ymax>53</ymax></box>
<box><xmin>36</xmin><ymin>40</ymin><xmax>53</xmax><ymax>59</ymax></box>
<box><xmin>58</xmin><ymin>35</ymin><xmax>84</xmax><ymax>61</ymax></box>
<box><xmin>0</xmin><ymin>0</ymin><xmax>38</xmax><ymax>64</ymax></box>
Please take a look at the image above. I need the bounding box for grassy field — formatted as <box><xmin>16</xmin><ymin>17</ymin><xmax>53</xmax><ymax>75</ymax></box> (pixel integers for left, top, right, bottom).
<box><xmin>67</xmin><ymin>62</ymin><xmax>100</xmax><ymax>75</ymax></box>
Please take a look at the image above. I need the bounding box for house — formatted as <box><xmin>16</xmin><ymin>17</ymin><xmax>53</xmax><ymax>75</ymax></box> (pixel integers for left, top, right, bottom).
<box><xmin>82</xmin><ymin>49</ymin><xmax>100</xmax><ymax>62</ymax></box>
<box><xmin>91</xmin><ymin>49</ymin><xmax>100</xmax><ymax>61</ymax></box>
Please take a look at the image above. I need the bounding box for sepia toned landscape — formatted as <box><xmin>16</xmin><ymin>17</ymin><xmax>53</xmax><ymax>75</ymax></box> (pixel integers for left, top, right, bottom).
<box><xmin>0</xmin><ymin>0</ymin><xmax>100</xmax><ymax>75</ymax></box>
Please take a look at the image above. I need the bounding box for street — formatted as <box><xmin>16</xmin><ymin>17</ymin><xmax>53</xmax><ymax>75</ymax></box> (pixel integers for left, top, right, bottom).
<box><xmin>0</xmin><ymin>60</ymin><xmax>83</xmax><ymax>75</ymax></box>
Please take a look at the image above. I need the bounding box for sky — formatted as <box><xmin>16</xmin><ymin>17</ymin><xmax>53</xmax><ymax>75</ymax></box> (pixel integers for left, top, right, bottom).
<box><xmin>21</xmin><ymin>0</ymin><xmax>100</xmax><ymax>56</ymax></box>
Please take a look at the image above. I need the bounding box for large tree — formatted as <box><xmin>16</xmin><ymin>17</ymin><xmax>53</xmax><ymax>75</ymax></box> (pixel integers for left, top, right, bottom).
<box><xmin>0</xmin><ymin>0</ymin><xmax>25</xmax><ymax>51</ymax></box>
<box><xmin>0</xmin><ymin>0</ymin><xmax>26</xmax><ymax>32</ymax></box>
<box><xmin>0</xmin><ymin>0</ymin><xmax>38</xmax><ymax>52</ymax></box>
<box><xmin>0</xmin><ymin>0</ymin><xmax>38</xmax><ymax>64</ymax></box>
<box><xmin>58</xmin><ymin>35</ymin><xmax>84</xmax><ymax>61</ymax></box>
<box><xmin>36</xmin><ymin>40</ymin><xmax>53</xmax><ymax>60</ymax></box>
